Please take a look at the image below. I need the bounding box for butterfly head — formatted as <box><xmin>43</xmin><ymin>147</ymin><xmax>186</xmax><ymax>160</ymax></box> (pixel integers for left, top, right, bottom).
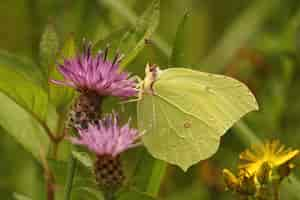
<box><xmin>143</xmin><ymin>63</ymin><xmax>161</xmax><ymax>94</ymax></box>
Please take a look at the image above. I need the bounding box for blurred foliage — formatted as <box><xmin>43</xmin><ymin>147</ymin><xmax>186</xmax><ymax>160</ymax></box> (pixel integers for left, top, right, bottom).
<box><xmin>1</xmin><ymin>0</ymin><xmax>300</xmax><ymax>199</ymax></box>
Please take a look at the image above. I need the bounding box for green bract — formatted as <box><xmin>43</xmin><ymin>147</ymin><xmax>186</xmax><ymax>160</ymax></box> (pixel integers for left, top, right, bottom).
<box><xmin>137</xmin><ymin>66</ymin><xmax>259</xmax><ymax>171</ymax></box>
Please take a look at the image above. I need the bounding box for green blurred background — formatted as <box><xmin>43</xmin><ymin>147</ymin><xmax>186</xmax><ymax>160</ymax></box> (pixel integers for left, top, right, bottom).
<box><xmin>1</xmin><ymin>0</ymin><xmax>300</xmax><ymax>199</ymax></box>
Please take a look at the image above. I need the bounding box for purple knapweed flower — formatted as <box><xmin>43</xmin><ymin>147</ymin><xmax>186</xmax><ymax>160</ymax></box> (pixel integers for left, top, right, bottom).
<box><xmin>70</xmin><ymin>113</ymin><xmax>140</xmax><ymax>157</ymax></box>
<box><xmin>51</xmin><ymin>44</ymin><xmax>137</xmax><ymax>98</ymax></box>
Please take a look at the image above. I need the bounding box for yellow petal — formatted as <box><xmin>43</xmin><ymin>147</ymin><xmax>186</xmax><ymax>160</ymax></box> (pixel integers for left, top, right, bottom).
<box><xmin>222</xmin><ymin>169</ymin><xmax>239</xmax><ymax>191</ymax></box>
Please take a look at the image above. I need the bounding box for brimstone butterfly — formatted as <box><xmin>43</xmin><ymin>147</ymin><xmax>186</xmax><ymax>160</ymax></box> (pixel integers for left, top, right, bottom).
<box><xmin>137</xmin><ymin>64</ymin><xmax>258</xmax><ymax>171</ymax></box>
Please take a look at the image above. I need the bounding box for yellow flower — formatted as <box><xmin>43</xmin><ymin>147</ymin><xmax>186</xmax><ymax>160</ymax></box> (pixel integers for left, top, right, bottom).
<box><xmin>223</xmin><ymin>168</ymin><xmax>257</xmax><ymax>195</ymax></box>
<box><xmin>222</xmin><ymin>169</ymin><xmax>240</xmax><ymax>191</ymax></box>
<box><xmin>238</xmin><ymin>140</ymin><xmax>299</xmax><ymax>178</ymax></box>
<box><xmin>223</xmin><ymin>140</ymin><xmax>299</xmax><ymax>199</ymax></box>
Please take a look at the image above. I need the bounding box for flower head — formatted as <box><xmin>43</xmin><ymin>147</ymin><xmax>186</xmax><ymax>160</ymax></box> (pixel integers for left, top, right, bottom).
<box><xmin>222</xmin><ymin>140</ymin><xmax>299</xmax><ymax>199</ymax></box>
<box><xmin>222</xmin><ymin>169</ymin><xmax>240</xmax><ymax>191</ymax></box>
<box><xmin>70</xmin><ymin>113</ymin><xmax>140</xmax><ymax>157</ymax></box>
<box><xmin>238</xmin><ymin>140</ymin><xmax>299</xmax><ymax>177</ymax></box>
<box><xmin>51</xmin><ymin>44</ymin><xmax>137</xmax><ymax>98</ymax></box>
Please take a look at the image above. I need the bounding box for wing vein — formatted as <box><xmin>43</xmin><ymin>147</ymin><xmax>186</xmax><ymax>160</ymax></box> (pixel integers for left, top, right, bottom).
<box><xmin>155</xmin><ymin>93</ymin><xmax>218</xmax><ymax>133</ymax></box>
<box><xmin>156</xmin><ymin>97</ymin><xmax>180</xmax><ymax>163</ymax></box>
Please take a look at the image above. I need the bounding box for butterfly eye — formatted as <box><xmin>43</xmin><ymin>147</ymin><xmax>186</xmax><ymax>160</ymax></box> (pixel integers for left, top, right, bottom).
<box><xmin>149</xmin><ymin>64</ymin><xmax>157</xmax><ymax>72</ymax></box>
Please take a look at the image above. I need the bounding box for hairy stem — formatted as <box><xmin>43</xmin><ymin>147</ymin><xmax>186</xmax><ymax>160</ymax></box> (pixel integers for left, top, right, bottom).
<box><xmin>40</xmin><ymin>150</ymin><xmax>56</xmax><ymax>200</ymax></box>
<box><xmin>64</xmin><ymin>155</ymin><xmax>77</xmax><ymax>200</ymax></box>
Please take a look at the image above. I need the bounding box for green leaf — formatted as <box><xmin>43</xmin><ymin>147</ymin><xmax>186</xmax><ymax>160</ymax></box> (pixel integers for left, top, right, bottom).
<box><xmin>13</xmin><ymin>193</ymin><xmax>33</xmax><ymax>200</ymax></box>
<box><xmin>0</xmin><ymin>92</ymin><xmax>50</xmax><ymax>161</ymax></box>
<box><xmin>73</xmin><ymin>187</ymin><xmax>104</xmax><ymax>200</ymax></box>
<box><xmin>49</xmin><ymin>34</ymin><xmax>76</xmax><ymax>112</ymax></box>
<box><xmin>0</xmin><ymin>51</ymin><xmax>53</xmax><ymax>161</ymax></box>
<box><xmin>99</xmin><ymin>0</ymin><xmax>171</xmax><ymax>56</ymax></box>
<box><xmin>117</xmin><ymin>188</ymin><xmax>156</xmax><ymax>200</ymax></box>
<box><xmin>40</xmin><ymin>23</ymin><xmax>59</xmax><ymax>76</ymax></box>
<box><xmin>0</xmin><ymin>50</ymin><xmax>46</xmax><ymax>88</ymax></box>
<box><xmin>0</xmin><ymin>51</ymin><xmax>49</xmax><ymax>121</ymax></box>
<box><xmin>119</xmin><ymin>0</ymin><xmax>160</xmax><ymax>68</ymax></box>
<box><xmin>169</xmin><ymin>11</ymin><xmax>190</xmax><ymax>66</ymax></box>
<box><xmin>72</xmin><ymin>151</ymin><xmax>93</xmax><ymax>168</ymax></box>
<box><xmin>93</xmin><ymin>28</ymin><xmax>128</xmax><ymax>54</ymax></box>
<box><xmin>72</xmin><ymin>167</ymin><xmax>104</xmax><ymax>200</ymax></box>
<box><xmin>138</xmin><ymin>67</ymin><xmax>258</xmax><ymax>171</ymax></box>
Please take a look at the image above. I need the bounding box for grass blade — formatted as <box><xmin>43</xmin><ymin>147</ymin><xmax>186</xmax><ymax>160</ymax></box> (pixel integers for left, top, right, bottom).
<box><xmin>169</xmin><ymin>11</ymin><xmax>191</xmax><ymax>66</ymax></box>
<box><xmin>200</xmin><ymin>0</ymin><xmax>281</xmax><ymax>72</ymax></box>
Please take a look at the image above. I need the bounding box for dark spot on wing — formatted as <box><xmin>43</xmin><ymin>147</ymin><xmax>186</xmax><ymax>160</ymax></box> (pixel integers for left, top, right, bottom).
<box><xmin>184</xmin><ymin>120</ymin><xmax>192</xmax><ymax>128</ymax></box>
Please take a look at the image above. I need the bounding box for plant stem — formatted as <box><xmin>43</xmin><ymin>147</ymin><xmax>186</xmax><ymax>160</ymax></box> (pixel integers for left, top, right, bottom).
<box><xmin>146</xmin><ymin>159</ymin><xmax>167</xmax><ymax>196</ymax></box>
<box><xmin>40</xmin><ymin>149</ymin><xmax>56</xmax><ymax>200</ymax></box>
<box><xmin>104</xmin><ymin>191</ymin><xmax>115</xmax><ymax>200</ymax></box>
<box><xmin>64</xmin><ymin>155</ymin><xmax>77</xmax><ymax>200</ymax></box>
<box><xmin>273</xmin><ymin>183</ymin><xmax>280</xmax><ymax>200</ymax></box>
<box><xmin>46</xmin><ymin>173</ymin><xmax>55</xmax><ymax>200</ymax></box>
